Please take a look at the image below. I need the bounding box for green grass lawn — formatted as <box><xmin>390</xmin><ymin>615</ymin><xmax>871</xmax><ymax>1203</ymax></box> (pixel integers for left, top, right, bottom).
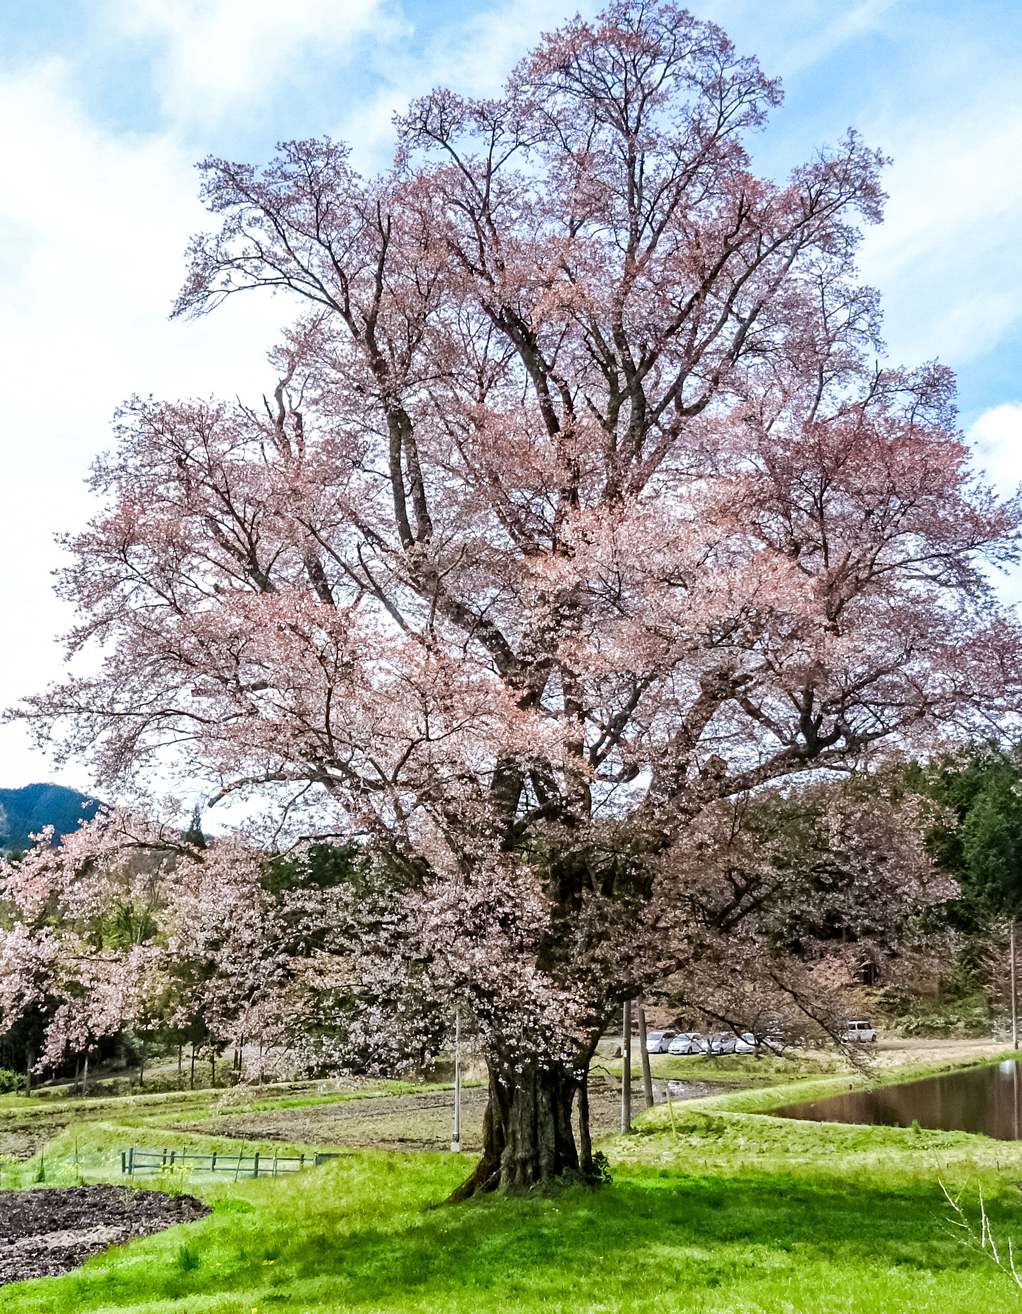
<box><xmin>3</xmin><ymin>1065</ymin><xmax>1022</xmax><ymax>1313</ymax></box>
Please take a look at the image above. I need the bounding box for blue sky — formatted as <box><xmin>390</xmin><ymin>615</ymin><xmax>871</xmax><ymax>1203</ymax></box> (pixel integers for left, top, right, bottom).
<box><xmin>1</xmin><ymin>0</ymin><xmax>1021</xmax><ymax>790</ymax></box>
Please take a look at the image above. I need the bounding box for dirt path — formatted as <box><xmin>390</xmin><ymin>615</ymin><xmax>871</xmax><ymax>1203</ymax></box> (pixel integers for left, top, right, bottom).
<box><xmin>871</xmin><ymin>1037</ymin><xmax>1008</xmax><ymax>1068</ymax></box>
<box><xmin>0</xmin><ymin>1186</ymin><xmax>208</xmax><ymax>1286</ymax></box>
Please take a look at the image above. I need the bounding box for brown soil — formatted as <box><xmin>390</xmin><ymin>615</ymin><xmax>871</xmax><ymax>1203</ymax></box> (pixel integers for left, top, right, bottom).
<box><xmin>0</xmin><ymin>1185</ymin><xmax>209</xmax><ymax>1286</ymax></box>
<box><xmin>170</xmin><ymin>1077</ymin><xmax>729</xmax><ymax>1153</ymax></box>
<box><xmin>0</xmin><ymin>1113</ymin><xmax>74</xmax><ymax>1162</ymax></box>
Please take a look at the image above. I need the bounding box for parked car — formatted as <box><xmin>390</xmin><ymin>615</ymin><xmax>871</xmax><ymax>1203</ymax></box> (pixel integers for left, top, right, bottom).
<box><xmin>667</xmin><ymin>1032</ymin><xmax>707</xmax><ymax>1055</ymax></box>
<box><xmin>644</xmin><ymin>1030</ymin><xmax>678</xmax><ymax>1053</ymax></box>
<box><xmin>709</xmin><ymin>1031</ymin><xmax>757</xmax><ymax>1055</ymax></box>
<box><xmin>841</xmin><ymin>1020</ymin><xmax>877</xmax><ymax>1044</ymax></box>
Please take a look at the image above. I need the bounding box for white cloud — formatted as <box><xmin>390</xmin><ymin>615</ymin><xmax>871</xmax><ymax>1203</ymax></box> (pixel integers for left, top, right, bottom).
<box><xmin>112</xmin><ymin>0</ymin><xmax>396</xmax><ymax>126</ymax></box>
<box><xmin>0</xmin><ymin>60</ymin><xmax>284</xmax><ymax>429</ymax></box>
<box><xmin>969</xmin><ymin>403</ymin><xmax>1022</xmax><ymax>500</ymax></box>
<box><xmin>966</xmin><ymin>403</ymin><xmax>1022</xmax><ymax>608</ymax></box>
<box><xmin>0</xmin><ymin>60</ymin><xmax>287</xmax><ymax>788</ymax></box>
<box><xmin>858</xmin><ymin>108</ymin><xmax>1022</xmax><ymax>366</ymax></box>
<box><xmin>700</xmin><ymin>2</ymin><xmax>1022</xmax><ymax>377</ymax></box>
<box><xmin>702</xmin><ymin>0</ymin><xmax>898</xmax><ymax>77</ymax></box>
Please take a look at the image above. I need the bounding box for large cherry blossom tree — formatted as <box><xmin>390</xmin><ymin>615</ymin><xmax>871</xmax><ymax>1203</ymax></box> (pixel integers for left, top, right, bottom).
<box><xmin>16</xmin><ymin>2</ymin><xmax>1022</xmax><ymax>1193</ymax></box>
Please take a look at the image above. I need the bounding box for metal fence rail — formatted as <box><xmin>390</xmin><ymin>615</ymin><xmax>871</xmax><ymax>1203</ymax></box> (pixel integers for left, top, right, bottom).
<box><xmin>121</xmin><ymin>1147</ymin><xmax>339</xmax><ymax>1179</ymax></box>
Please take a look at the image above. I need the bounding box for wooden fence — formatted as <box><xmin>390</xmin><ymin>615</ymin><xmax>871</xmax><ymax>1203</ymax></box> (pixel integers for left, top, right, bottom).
<box><xmin>121</xmin><ymin>1147</ymin><xmax>340</xmax><ymax>1179</ymax></box>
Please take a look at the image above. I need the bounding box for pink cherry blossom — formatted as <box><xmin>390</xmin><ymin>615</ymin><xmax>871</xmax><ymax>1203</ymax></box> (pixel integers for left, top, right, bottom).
<box><xmin>11</xmin><ymin>1</ymin><xmax>1022</xmax><ymax>1193</ymax></box>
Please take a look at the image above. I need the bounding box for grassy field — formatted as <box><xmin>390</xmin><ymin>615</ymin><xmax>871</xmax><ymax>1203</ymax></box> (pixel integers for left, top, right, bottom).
<box><xmin>1</xmin><ymin>1055</ymin><xmax>1021</xmax><ymax>1312</ymax></box>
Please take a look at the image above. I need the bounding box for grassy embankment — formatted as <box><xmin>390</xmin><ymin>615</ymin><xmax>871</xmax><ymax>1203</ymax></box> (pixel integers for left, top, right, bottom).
<box><xmin>2</xmin><ymin>1052</ymin><xmax>1022</xmax><ymax>1312</ymax></box>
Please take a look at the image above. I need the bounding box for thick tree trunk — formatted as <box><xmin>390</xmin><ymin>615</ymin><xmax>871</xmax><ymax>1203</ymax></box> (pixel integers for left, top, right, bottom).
<box><xmin>447</xmin><ymin>1057</ymin><xmax>596</xmax><ymax>1202</ymax></box>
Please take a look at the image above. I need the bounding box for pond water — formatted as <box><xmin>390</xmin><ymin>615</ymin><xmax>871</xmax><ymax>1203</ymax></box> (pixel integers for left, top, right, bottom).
<box><xmin>770</xmin><ymin>1059</ymin><xmax>1022</xmax><ymax>1140</ymax></box>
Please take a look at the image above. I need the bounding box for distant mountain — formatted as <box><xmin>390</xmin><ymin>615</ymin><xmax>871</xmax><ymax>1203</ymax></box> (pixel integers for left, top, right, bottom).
<box><xmin>0</xmin><ymin>784</ymin><xmax>103</xmax><ymax>852</ymax></box>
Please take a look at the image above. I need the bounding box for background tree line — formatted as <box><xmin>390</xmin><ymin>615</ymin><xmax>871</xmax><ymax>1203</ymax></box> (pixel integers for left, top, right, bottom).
<box><xmin>2</xmin><ymin>751</ymin><xmax>1013</xmax><ymax>1093</ymax></box>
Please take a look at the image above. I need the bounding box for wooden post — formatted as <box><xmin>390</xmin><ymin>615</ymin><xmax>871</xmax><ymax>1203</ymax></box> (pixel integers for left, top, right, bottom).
<box><xmin>636</xmin><ymin>999</ymin><xmax>654</xmax><ymax>1110</ymax></box>
<box><xmin>253</xmin><ymin>1152</ymin><xmax>260</xmax><ymax>1179</ymax></box>
<box><xmin>1012</xmin><ymin>921</ymin><xmax>1018</xmax><ymax>1051</ymax></box>
<box><xmin>128</xmin><ymin>1147</ymin><xmax>134</xmax><ymax>1177</ymax></box>
<box><xmin>621</xmin><ymin>999</ymin><xmax>632</xmax><ymax>1133</ymax></box>
<box><xmin>667</xmin><ymin>1096</ymin><xmax>677</xmax><ymax>1136</ymax></box>
<box><xmin>82</xmin><ymin>1056</ymin><xmax>88</xmax><ymax>1098</ymax></box>
<box><xmin>452</xmin><ymin>1012</ymin><xmax>462</xmax><ymax>1152</ymax></box>
<box><xmin>190</xmin><ymin>1044</ymin><xmax>196</xmax><ymax>1090</ymax></box>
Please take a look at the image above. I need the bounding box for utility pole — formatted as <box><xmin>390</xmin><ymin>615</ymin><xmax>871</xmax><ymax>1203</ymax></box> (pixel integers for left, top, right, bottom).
<box><xmin>636</xmin><ymin>998</ymin><xmax>654</xmax><ymax>1110</ymax></box>
<box><xmin>621</xmin><ymin>1000</ymin><xmax>632</xmax><ymax>1132</ymax></box>
<box><xmin>451</xmin><ymin>1012</ymin><xmax>462</xmax><ymax>1152</ymax></box>
<box><xmin>1012</xmin><ymin>921</ymin><xmax>1018</xmax><ymax>1051</ymax></box>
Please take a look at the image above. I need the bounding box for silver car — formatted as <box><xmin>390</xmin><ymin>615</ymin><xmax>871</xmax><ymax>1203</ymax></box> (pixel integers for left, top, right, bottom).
<box><xmin>667</xmin><ymin>1032</ymin><xmax>707</xmax><ymax>1055</ymax></box>
<box><xmin>709</xmin><ymin>1031</ymin><xmax>756</xmax><ymax>1054</ymax></box>
<box><xmin>644</xmin><ymin>1030</ymin><xmax>678</xmax><ymax>1053</ymax></box>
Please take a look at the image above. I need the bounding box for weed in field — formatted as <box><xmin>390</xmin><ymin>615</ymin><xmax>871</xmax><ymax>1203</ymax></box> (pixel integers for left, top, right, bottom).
<box><xmin>175</xmin><ymin>1243</ymin><xmax>201</xmax><ymax>1272</ymax></box>
<box><xmin>158</xmin><ymin>1163</ymin><xmax>194</xmax><ymax>1197</ymax></box>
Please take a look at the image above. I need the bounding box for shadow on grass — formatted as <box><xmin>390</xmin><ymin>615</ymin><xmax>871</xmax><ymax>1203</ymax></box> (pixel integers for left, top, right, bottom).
<box><xmin>4</xmin><ymin>1161</ymin><xmax>1015</xmax><ymax>1313</ymax></box>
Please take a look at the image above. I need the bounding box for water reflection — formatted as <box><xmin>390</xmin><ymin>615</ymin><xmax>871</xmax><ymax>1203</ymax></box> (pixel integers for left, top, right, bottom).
<box><xmin>770</xmin><ymin>1059</ymin><xmax>1022</xmax><ymax>1140</ymax></box>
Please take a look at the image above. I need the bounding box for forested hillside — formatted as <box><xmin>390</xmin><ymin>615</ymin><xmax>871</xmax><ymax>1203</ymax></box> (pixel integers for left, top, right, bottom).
<box><xmin>0</xmin><ymin>784</ymin><xmax>101</xmax><ymax>852</ymax></box>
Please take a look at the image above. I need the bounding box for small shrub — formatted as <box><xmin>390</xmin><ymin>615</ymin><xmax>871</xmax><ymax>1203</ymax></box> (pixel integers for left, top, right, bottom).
<box><xmin>590</xmin><ymin>1151</ymin><xmax>613</xmax><ymax>1186</ymax></box>
<box><xmin>213</xmin><ymin>1197</ymin><xmax>255</xmax><ymax>1214</ymax></box>
<box><xmin>0</xmin><ymin>1070</ymin><xmax>24</xmax><ymax>1095</ymax></box>
<box><xmin>901</xmin><ymin>997</ymin><xmax>991</xmax><ymax>1038</ymax></box>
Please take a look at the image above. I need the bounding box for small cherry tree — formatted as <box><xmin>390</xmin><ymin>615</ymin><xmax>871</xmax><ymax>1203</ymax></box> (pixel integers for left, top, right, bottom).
<box><xmin>0</xmin><ymin>815</ymin><xmax>176</xmax><ymax>1076</ymax></box>
<box><xmin>17</xmin><ymin>2</ymin><xmax>1022</xmax><ymax>1193</ymax></box>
